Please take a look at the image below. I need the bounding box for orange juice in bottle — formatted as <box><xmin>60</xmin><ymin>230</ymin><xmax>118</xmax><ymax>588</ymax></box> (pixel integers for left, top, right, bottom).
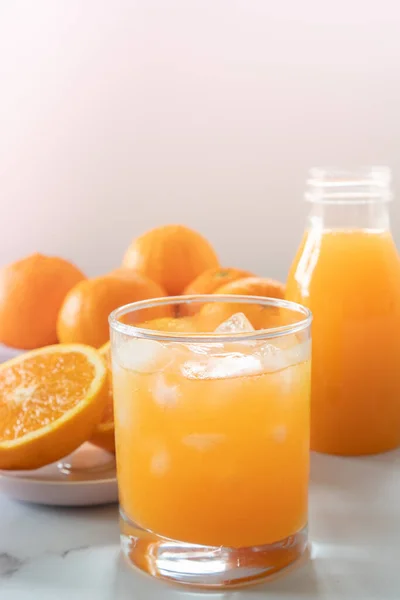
<box><xmin>286</xmin><ymin>167</ymin><xmax>400</xmax><ymax>455</ymax></box>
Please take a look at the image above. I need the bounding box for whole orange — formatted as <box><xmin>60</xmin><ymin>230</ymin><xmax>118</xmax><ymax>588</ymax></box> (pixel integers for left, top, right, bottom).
<box><xmin>200</xmin><ymin>276</ymin><xmax>286</xmax><ymax>331</ymax></box>
<box><xmin>122</xmin><ymin>224</ymin><xmax>220</xmax><ymax>295</ymax></box>
<box><xmin>139</xmin><ymin>315</ymin><xmax>202</xmax><ymax>333</ymax></box>
<box><xmin>181</xmin><ymin>267</ymin><xmax>254</xmax><ymax>315</ymax></box>
<box><xmin>0</xmin><ymin>253</ymin><xmax>86</xmax><ymax>349</ymax></box>
<box><xmin>57</xmin><ymin>272</ymin><xmax>171</xmax><ymax>348</ymax></box>
<box><xmin>214</xmin><ymin>276</ymin><xmax>285</xmax><ymax>299</ymax></box>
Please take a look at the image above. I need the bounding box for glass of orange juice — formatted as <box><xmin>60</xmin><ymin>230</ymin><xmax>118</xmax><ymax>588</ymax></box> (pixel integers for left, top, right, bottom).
<box><xmin>286</xmin><ymin>167</ymin><xmax>400</xmax><ymax>455</ymax></box>
<box><xmin>109</xmin><ymin>295</ymin><xmax>311</xmax><ymax>588</ymax></box>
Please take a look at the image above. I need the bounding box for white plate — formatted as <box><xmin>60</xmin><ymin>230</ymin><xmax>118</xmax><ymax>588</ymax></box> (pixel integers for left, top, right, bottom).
<box><xmin>0</xmin><ymin>343</ymin><xmax>24</xmax><ymax>363</ymax></box>
<box><xmin>0</xmin><ymin>443</ymin><xmax>118</xmax><ymax>506</ymax></box>
<box><xmin>0</xmin><ymin>347</ymin><xmax>118</xmax><ymax>506</ymax></box>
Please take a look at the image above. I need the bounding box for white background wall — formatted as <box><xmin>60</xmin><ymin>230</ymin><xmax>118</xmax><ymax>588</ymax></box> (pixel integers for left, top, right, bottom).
<box><xmin>1</xmin><ymin>0</ymin><xmax>400</xmax><ymax>281</ymax></box>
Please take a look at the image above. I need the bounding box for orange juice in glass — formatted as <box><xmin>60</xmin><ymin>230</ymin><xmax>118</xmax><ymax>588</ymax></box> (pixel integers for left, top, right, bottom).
<box><xmin>286</xmin><ymin>167</ymin><xmax>400</xmax><ymax>455</ymax></box>
<box><xmin>110</xmin><ymin>295</ymin><xmax>311</xmax><ymax>588</ymax></box>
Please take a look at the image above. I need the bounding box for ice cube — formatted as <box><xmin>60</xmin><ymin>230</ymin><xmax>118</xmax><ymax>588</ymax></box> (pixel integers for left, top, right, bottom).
<box><xmin>153</xmin><ymin>374</ymin><xmax>179</xmax><ymax>407</ymax></box>
<box><xmin>257</xmin><ymin>339</ymin><xmax>311</xmax><ymax>373</ymax></box>
<box><xmin>215</xmin><ymin>312</ymin><xmax>255</xmax><ymax>333</ymax></box>
<box><xmin>150</xmin><ymin>450</ymin><xmax>170</xmax><ymax>475</ymax></box>
<box><xmin>185</xmin><ymin>342</ymin><xmax>224</xmax><ymax>356</ymax></box>
<box><xmin>288</xmin><ymin>339</ymin><xmax>311</xmax><ymax>365</ymax></box>
<box><xmin>272</xmin><ymin>425</ymin><xmax>287</xmax><ymax>443</ymax></box>
<box><xmin>115</xmin><ymin>338</ymin><xmax>172</xmax><ymax>374</ymax></box>
<box><xmin>257</xmin><ymin>343</ymin><xmax>289</xmax><ymax>373</ymax></box>
<box><xmin>272</xmin><ymin>338</ymin><xmax>311</xmax><ymax>367</ymax></box>
<box><xmin>181</xmin><ymin>351</ymin><xmax>262</xmax><ymax>379</ymax></box>
<box><xmin>181</xmin><ymin>313</ymin><xmax>260</xmax><ymax>379</ymax></box>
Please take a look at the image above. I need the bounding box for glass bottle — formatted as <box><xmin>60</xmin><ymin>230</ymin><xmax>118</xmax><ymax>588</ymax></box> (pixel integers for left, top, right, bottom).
<box><xmin>286</xmin><ymin>167</ymin><xmax>400</xmax><ymax>455</ymax></box>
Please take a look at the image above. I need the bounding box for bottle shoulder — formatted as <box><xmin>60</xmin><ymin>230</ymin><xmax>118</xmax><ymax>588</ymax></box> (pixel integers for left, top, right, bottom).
<box><xmin>286</xmin><ymin>228</ymin><xmax>400</xmax><ymax>304</ymax></box>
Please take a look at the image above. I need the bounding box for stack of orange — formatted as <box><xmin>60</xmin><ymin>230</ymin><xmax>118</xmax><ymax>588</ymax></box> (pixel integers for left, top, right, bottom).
<box><xmin>0</xmin><ymin>223</ymin><xmax>285</xmax><ymax>469</ymax></box>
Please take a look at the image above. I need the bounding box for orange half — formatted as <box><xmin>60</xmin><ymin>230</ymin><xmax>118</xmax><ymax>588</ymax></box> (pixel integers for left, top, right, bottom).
<box><xmin>0</xmin><ymin>344</ymin><xmax>108</xmax><ymax>470</ymax></box>
<box><xmin>90</xmin><ymin>341</ymin><xmax>115</xmax><ymax>454</ymax></box>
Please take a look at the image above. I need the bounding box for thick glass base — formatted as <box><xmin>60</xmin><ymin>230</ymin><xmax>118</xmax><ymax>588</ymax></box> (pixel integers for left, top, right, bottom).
<box><xmin>120</xmin><ymin>512</ymin><xmax>308</xmax><ymax>589</ymax></box>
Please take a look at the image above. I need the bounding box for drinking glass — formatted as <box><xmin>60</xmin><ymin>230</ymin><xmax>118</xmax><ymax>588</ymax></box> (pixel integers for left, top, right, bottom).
<box><xmin>109</xmin><ymin>295</ymin><xmax>311</xmax><ymax>588</ymax></box>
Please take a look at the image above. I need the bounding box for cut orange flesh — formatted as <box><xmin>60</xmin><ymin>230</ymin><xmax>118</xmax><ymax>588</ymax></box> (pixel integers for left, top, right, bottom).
<box><xmin>90</xmin><ymin>341</ymin><xmax>115</xmax><ymax>454</ymax></box>
<box><xmin>0</xmin><ymin>344</ymin><xmax>108</xmax><ymax>470</ymax></box>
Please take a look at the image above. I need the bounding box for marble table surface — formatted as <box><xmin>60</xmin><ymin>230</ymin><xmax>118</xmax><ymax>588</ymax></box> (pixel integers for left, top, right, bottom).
<box><xmin>0</xmin><ymin>450</ymin><xmax>399</xmax><ymax>600</ymax></box>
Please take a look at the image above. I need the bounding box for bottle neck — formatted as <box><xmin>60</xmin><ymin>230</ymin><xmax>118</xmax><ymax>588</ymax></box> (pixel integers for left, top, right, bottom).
<box><xmin>305</xmin><ymin>166</ymin><xmax>392</xmax><ymax>232</ymax></box>
<box><xmin>307</xmin><ymin>201</ymin><xmax>390</xmax><ymax>232</ymax></box>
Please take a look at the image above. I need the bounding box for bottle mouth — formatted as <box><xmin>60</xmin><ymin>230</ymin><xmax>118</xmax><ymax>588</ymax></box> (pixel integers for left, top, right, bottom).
<box><xmin>305</xmin><ymin>166</ymin><xmax>392</xmax><ymax>204</ymax></box>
